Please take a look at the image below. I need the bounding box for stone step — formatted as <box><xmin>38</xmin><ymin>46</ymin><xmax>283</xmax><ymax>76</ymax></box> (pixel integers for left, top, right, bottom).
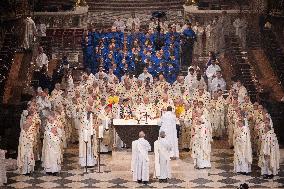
<box><xmin>89</xmin><ymin>6</ymin><xmax>183</xmax><ymax>11</ymax></box>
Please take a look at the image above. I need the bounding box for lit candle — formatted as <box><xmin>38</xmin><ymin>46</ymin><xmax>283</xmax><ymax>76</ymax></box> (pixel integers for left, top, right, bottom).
<box><xmin>99</xmin><ymin>125</ymin><xmax>104</xmax><ymax>138</ymax></box>
<box><xmin>105</xmin><ymin>118</ymin><xmax>109</xmax><ymax>130</ymax></box>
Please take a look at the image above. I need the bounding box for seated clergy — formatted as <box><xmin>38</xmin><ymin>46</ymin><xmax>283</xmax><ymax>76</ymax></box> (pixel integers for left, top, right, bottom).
<box><xmin>135</xmin><ymin>96</ymin><xmax>157</xmax><ymax>120</ymax></box>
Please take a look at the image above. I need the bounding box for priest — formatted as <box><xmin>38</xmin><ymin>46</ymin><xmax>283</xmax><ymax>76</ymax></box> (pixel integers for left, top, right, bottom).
<box><xmin>78</xmin><ymin>100</ymin><xmax>97</xmax><ymax>167</ymax></box>
<box><xmin>233</xmin><ymin>115</ymin><xmax>252</xmax><ymax>175</ymax></box>
<box><xmin>17</xmin><ymin>116</ymin><xmax>36</xmax><ymax>175</ymax></box>
<box><xmin>160</xmin><ymin>106</ymin><xmax>179</xmax><ymax>159</ymax></box>
<box><xmin>258</xmin><ymin>118</ymin><xmax>280</xmax><ymax>179</ymax></box>
<box><xmin>131</xmin><ymin>131</ymin><xmax>151</xmax><ymax>184</ymax></box>
<box><xmin>42</xmin><ymin>112</ymin><xmax>62</xmax><ymax>175</ymax></box>
<box><xmin>154</xmin><ymin>131</ymin><xmax>172</xmax><ymax>183</ymax></box>
<box><xmin>191</xmin><ymin>103</ymin><xmax>212</xmax><ymax>169</ymax></box>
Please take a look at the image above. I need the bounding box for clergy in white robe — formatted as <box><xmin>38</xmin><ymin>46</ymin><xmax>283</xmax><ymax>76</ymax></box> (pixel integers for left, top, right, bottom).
<box><xmin>184</xmin><ymin>67</ymin><xmax>196</xmax><ymax>89</ymax></box>
<box><xmin>205</xmin><ymin>61</ymin><xmax>221</xmax><ymax>85</ymax></box>
<box><xmin>22</xmin><ymin>16</ymin><xmax>37</xmax><ymax>49</ymax></box>
<box><xmin>42</xmin><ymin>113</ymin><xmax>62</xmax><ymax>174</ymax></box>
<box><xmin>36</xmin><ymin>47</ymin><xmax>49</xmax><ymax>70</ymax></box>
<box><xmin>78</xmin><ymin>106</ymin><xmax>97</xmax><ymax>167</ymax></box>
<box><xmin>233</xmin><ymin>18</ymin><xmax>242</xmax><ymax>37</ymax></box>
<box><xmin>191</xmin><ymin>107</ymin><xmax>212</xmax><ymax>169</ymax></box>
<box><xmin>233</xmin><ymin>117</ymin><xmax>252</xmax><ymax>174</ymax></box>
<box><xmin>135</xmin><ymin>96</ymin><xmax>157</xmax><ymax>121</ymax></box>
<box><xmin>131</xmin><ymin>131</ymin><xmax>151</xmax><ymax>184</ymax></box>
<box><xmin>17</xmin><ymin>117</ymin><xmax>36</xmax><ymax>175</ymax></box>
<box><xmin>154</xmin><ymin>131</ymin><xmax>172</xmax><ymax>182</ymax></box>
<box><xmin>160</xmin><ymin>106</ymin><xmax>179</xmax><ymax>159</ymax></box>
<box><xmin>258</xmin><ymin>120</ymin><xmax>280</xmax><ymax>178</ymax></box>
<box><xmin>209</xmin><ymin>71</ymin><xmax>226</xmax><ymax>93</ymax></box>
<box><xmin>138</xmin><ymin>68</ymin><xmax>153</xmax><ymax>83</ymax></box>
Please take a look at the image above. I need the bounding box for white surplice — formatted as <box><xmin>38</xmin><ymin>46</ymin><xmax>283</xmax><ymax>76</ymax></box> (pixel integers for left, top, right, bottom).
<box><xmin>160</xmin><ymin>111</ymin><xmax>179</xmax><ymax>158</ymax></box>
<box><xmin>131</xmin><ymin>138</ymin><xmax>151</xmax><ymax>182</ymax></box>
<box><xmin>258</xmin><ymin>130</ymin><xmax>280</xmax><ymax>176</ymax></box>
<box><xmin>17</xmin><ymin>128</ymin><xmax>35</xmax><ymax>174</ymax></box>
<box><xmin>154</xmin><ymin>138</ymin><xmax>172</xmax><ymax>179</ymax></box>
<box><xmin>233</xmin><ymin>122</ymin><xmax>252</xmax><ymax>173</ymax></box>
<box><xmin>78</xmin><ymin>111</ymin><xmax>97</xmax><ymax>167</ymax></box>
<box><xmin>191</xmin><ymin>114</ymin><xmax>212</xmax><ymax>168</ymax></box>
<box><xmin>42</xmin><ymin>122</ymin><xmax>62</xmax><ymax>173</ymax></box>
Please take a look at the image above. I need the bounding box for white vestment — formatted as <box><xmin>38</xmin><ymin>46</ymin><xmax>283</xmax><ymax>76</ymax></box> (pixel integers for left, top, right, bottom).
<box><xmin>258</xmin><ymin>130</ymin><xmax>280</xmax><ymax>175</ymax></box>
<box><xmin>210</xmin><ymin>77</ymin><xmax>226</xmax><ymax>92</ymax></box>
<box><xmin>36</xmin><ymin>53</ymin><xmax>49</xmax><ymax>69</ymax></box>
<box><xmin>42</xmin><ymin>122</ymin><xmax>62</xmax><ymax>173</ymax></box>
<box><xmin>22</xmin><ymin>17</ymin><xmax>36</xmax><ymax>49</ymax></box>
<box><xmin>78</xmin><ymin>112</ymin><xmax>97</xmax><ymax>167</ymax></box>
<box><xmin>131</xmin><ymin>138</ymin><xmax>151</xmax><ymax>181</ymax></box>
<box><xmin>138</xmin><ymin>73</ymin><xmax>153</xmax><ymax>83</ymax></box>
<box><xmin>154</xmin><ymin>138</ymin><xmax>172</xmax><ymax>179</ymax></box>
<box><xmin>17</xmin><ymin>129</ymin><xmax>35</xmax><ymax>174</ymax></box>
<box><xmin>191</xmin><ymin>114</ymin><xmax>212</xmax><ymax>168</ymax></box>
<box><xmin>234</xmin><ymin>123</ymin><xmax>252</xmax><ymax>173</ymax></box>
<box><xmin>160</xmin><ymin>111</ymin><xmax>179</xmax><ymax>158</ymax></box>
<box><xmin>206</xmin><ymin>64</ymin><xmax>221</xmax><ymax>81</ymax></box>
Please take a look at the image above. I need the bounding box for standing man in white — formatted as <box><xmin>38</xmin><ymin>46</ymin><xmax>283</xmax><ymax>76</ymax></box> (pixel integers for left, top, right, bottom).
<box><xmin>131</xmin><ymin>131</ymin><xmax>151</xmax><ymax>184</ymax></box>
<box><xmin>154</xmin><ymin>131</ymin><xmax>172</xmax><ymax>183</ymax></box>
<box><xmin>160</xmin><ymin>106</ymin><xmax>179</xmax><ymax>159</ymax></box>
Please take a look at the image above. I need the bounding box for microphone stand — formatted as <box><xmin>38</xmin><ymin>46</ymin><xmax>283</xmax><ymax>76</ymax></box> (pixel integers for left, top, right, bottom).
<box><xmin>85</xmin><ymin>140</ymin><xmax>88</xmax><ymax>173</ymax></box>
<box><xmin>97</xmin><ymin>137</ymin><xmax>103</xmax><ymax>173</ymax></box>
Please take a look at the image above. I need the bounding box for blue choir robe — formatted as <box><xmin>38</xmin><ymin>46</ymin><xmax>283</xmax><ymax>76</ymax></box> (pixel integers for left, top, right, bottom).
<box><xmin>182</xmin><ymin>28</ymin><xmax>196</xmax><ymax>39</ymax></box>
<box><xmin>165</xmin><ymin>66</ymin><xmax>177</xmax><ymax>84</ymax></box>
<box><xmin>92</xmin><ymin>31</ymin><xmax>100</xmax><ymax>47</ymax></box>
<box><xmin>104</xmin><ymin>58</ymin><xmax>113</xmax><ymax>71</ymax></box>
<box><xmin>152</xmin><ymin>57</ymin><xmax>163</xmax><ymax>67</ymax></box>
<box><xmin>147</xmin><ymin>65</ymin><xmax>156</xmax><ymax>77</ymax></box>
<box><xmin>113</xmin><ymin>67</ymin><xmax>121</xmax><ymax>79</ymax></box>
<box><xmin>82</xmin><ymin>37</ymin><xmax>96</xmax><ymax>72</ymax></box>
<box><xmin>156</xmin><ymin>66</ymin><xmax>165</xmax><ymax>76</ymax></box>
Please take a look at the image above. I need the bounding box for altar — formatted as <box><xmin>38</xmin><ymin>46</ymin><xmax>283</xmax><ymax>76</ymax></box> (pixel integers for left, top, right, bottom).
<box><xmin>113</xmin><ymin>119</ymin><xmax>160</xmax><ymax>150</ymax></box>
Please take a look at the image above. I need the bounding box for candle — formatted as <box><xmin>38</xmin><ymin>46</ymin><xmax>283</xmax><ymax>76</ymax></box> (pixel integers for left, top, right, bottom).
<box><xmin>105</xmin><ymin>117</ymin><xmax>109</xmax><ymax>130</ymax></box>
<box><xmin>83</xmin><ymin>129</ymin><xmax>88</xmax><ymax>142</ymax></box>
<box><xmin>99</xmin><ymin>125</ymin><xmax>104</xmax><ymax>138</ymax></box>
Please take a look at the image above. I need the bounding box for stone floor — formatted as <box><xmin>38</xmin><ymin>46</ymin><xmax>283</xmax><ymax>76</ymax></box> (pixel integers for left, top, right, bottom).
<box><xmin>4</xmin><ymin>142</ymin><xmax>284</xmax><ymax>189</ymax></box>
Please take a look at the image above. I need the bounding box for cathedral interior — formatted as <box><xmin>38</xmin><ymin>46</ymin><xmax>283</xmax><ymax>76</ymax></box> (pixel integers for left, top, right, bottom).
<box><xmin>0</xmin><ymin>0</ymin><xmax>284</xmax><ymax>188</ymax></box>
